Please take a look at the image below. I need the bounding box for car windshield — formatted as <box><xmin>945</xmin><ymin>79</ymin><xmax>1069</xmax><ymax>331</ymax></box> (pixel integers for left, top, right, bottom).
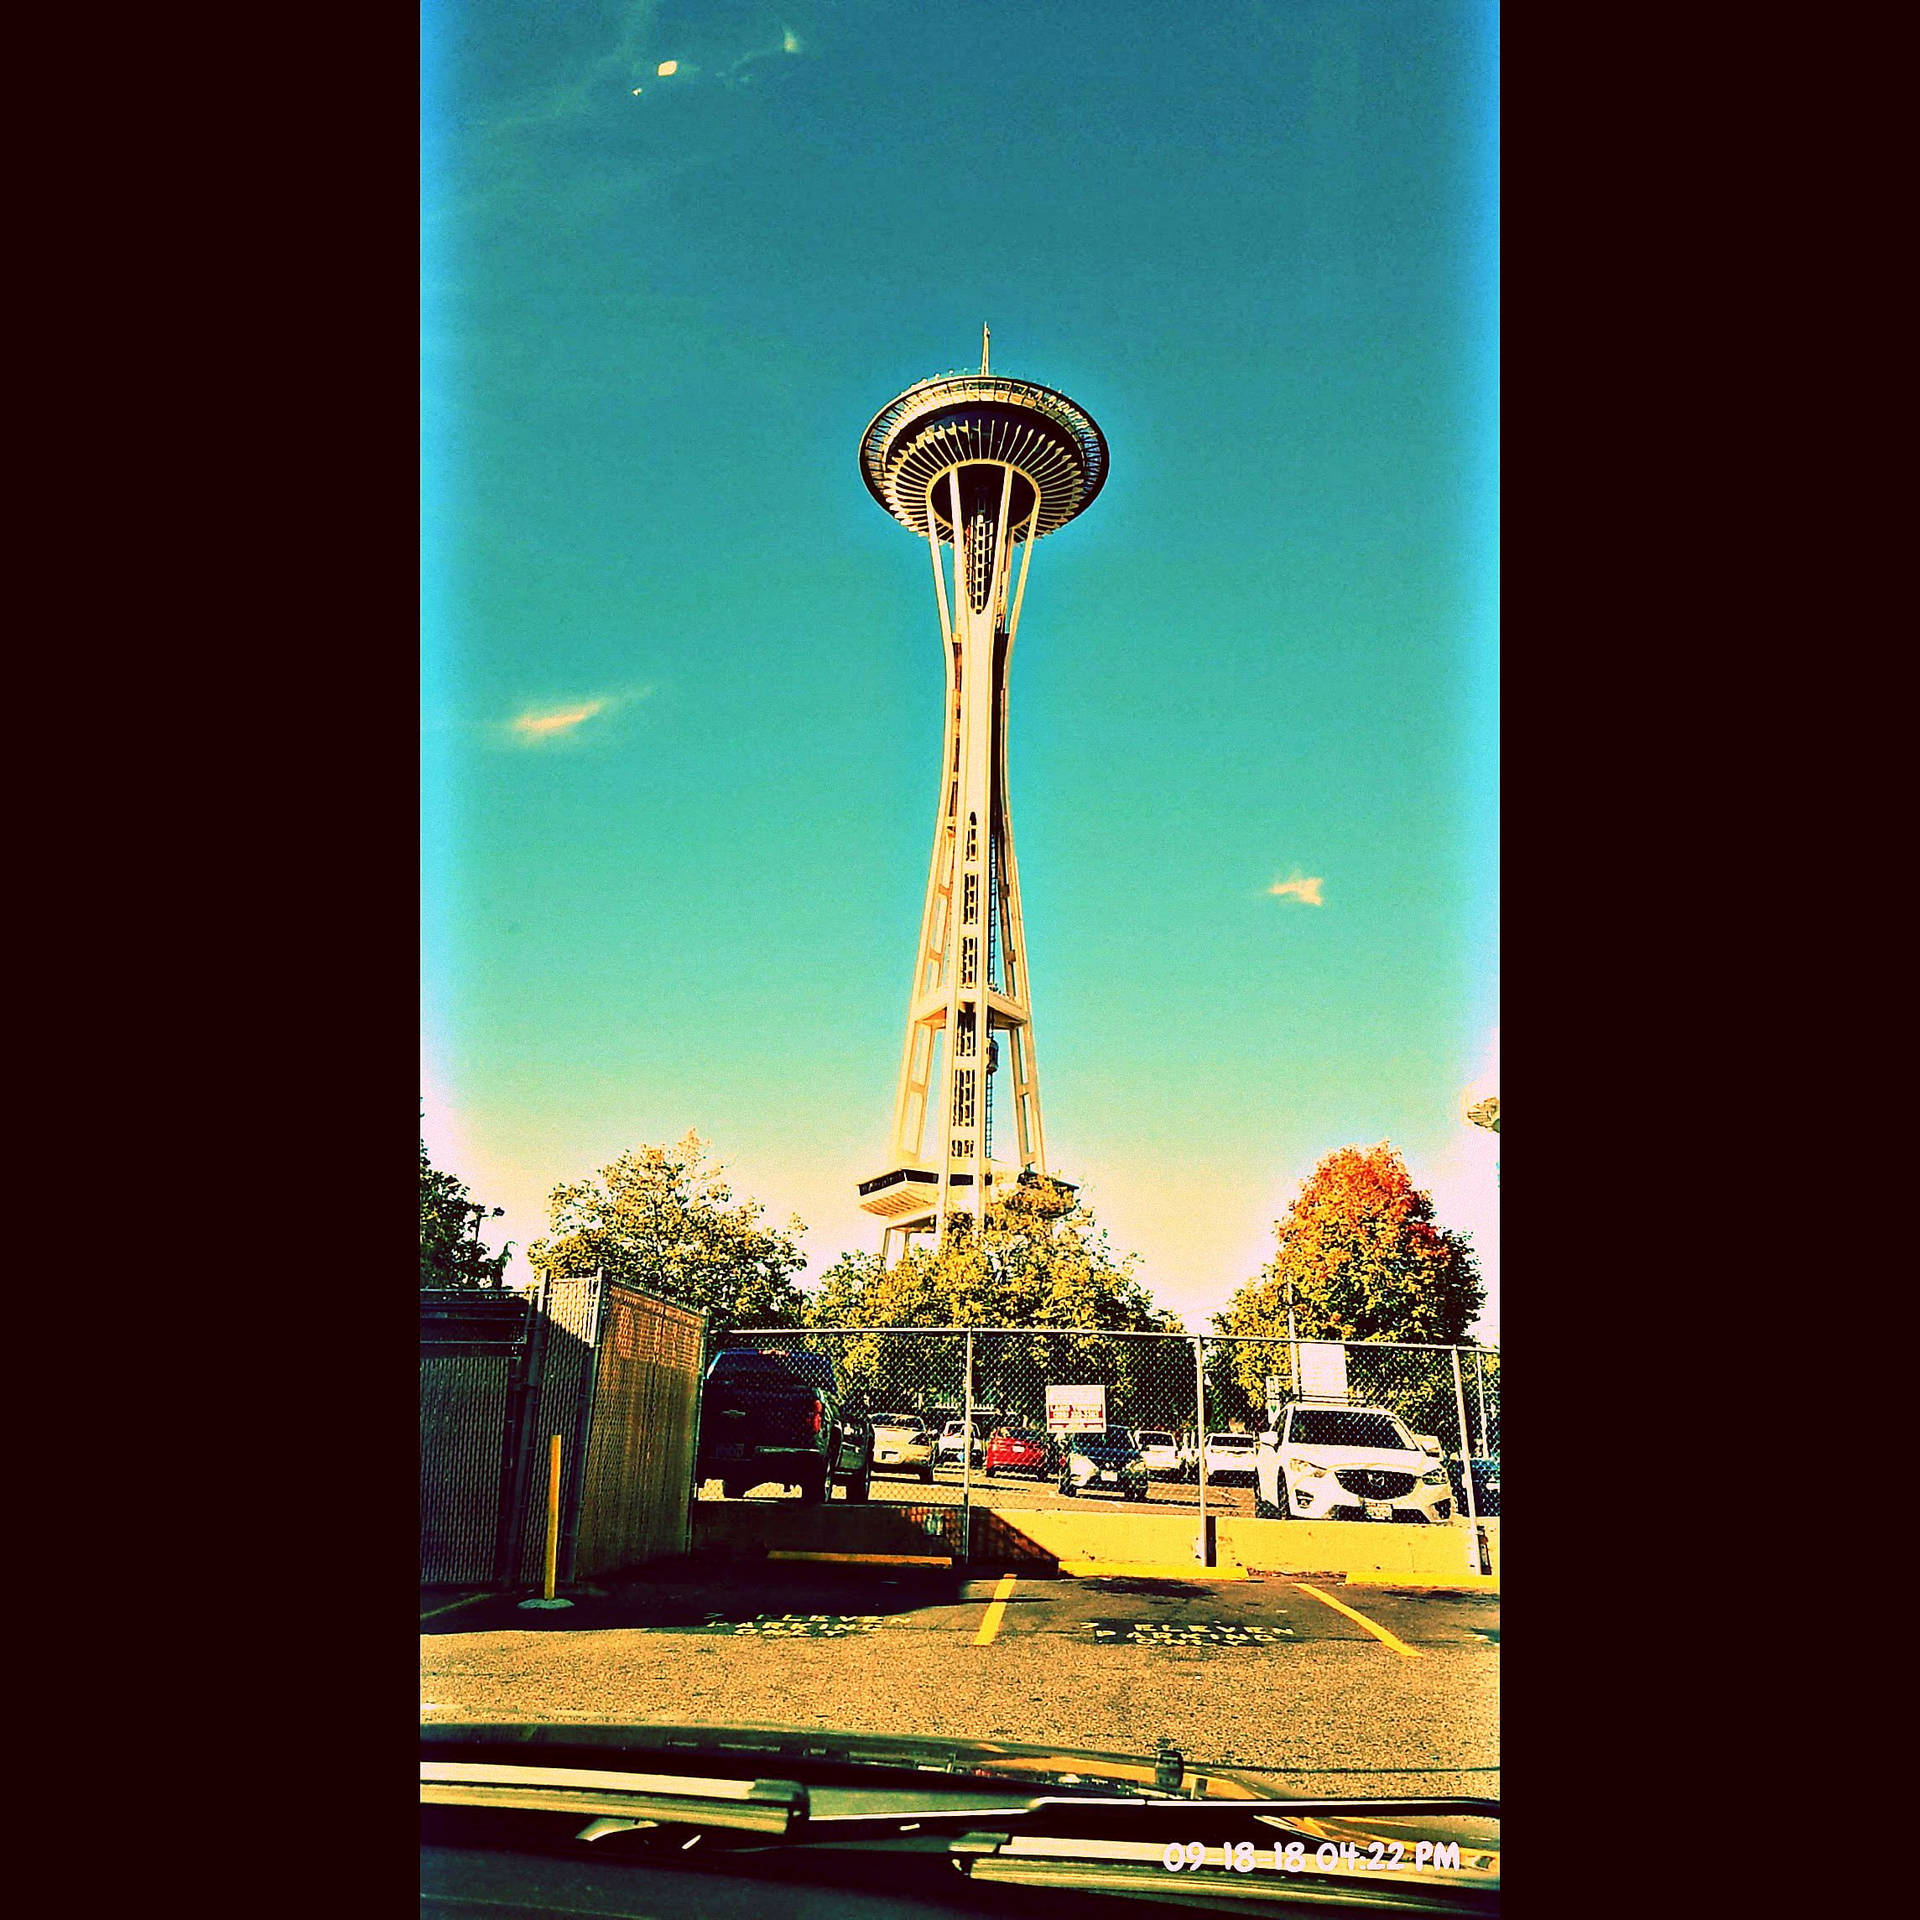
<box><xmin>1289</xmin><ymin>1410</ymin><xmax>1415</xmax><ymax>1451</ymax></box>
<box><xmin>421</xmin><ymin>2</ymin><xmax>1499</xmax><ymax>1858</ymax></box>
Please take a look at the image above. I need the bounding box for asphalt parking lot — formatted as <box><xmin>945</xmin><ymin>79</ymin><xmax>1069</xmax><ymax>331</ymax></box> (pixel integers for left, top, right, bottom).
<box><xmin>422</xmin><ymin>1564</ymin><xmax>1498</xmax><ymax>1797</ymax></box>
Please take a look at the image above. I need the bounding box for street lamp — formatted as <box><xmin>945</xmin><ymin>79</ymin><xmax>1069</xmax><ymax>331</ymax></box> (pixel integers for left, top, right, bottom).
<box><xmin>471</xmin><ymin>1203</ymin><xmax>504</xmax><ymax>1285</ymax></box>
<box><xmin>1464</xmin><ymin>1093</ymin><xmax>1499</xmax><ymax>1187</ymax></box>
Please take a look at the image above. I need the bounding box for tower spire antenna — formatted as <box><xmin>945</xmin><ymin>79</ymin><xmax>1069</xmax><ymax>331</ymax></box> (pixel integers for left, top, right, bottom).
<box><xmin>855</xmin><ymin>352</ymin><xmax>1108</xmax><ymax>1262</ymax></box>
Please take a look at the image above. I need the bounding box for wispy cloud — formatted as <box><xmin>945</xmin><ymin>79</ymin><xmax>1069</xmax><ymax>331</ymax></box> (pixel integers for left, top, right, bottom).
<box><xmin>478</xmin><ymin>2</ymin><xmax>665</xmax><ymax>133</ymax></box>
<box><xmin>494</xmin><ymin>685</ymin><xmax>651</xmax><ymax>749</ymax></box>
<box><xmin>645</xmin><ymin>22</ymin><xmax>808</xmax><ymax>96</ymax></box>
<box><xmin>514</xmin><ymin>699</ymin><xmax>609</xmax><ymax>740</ymax></box>
<box><xmin>1268</xmin><ymin>871</ymin><xmax>1326</xmax><ymax>905</ymax></box>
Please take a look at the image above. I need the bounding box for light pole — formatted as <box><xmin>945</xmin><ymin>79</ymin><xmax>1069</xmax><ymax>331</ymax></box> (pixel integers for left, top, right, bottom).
<box><xmin>1465</xmin><ymin>1094</ymin><xmax>1499</xmax><ymax>1187</ymax></box>
<box><xmin>472</xmin><ymin>1203</ymin><xmax>504</xmax><ymax>1285</ymax></box>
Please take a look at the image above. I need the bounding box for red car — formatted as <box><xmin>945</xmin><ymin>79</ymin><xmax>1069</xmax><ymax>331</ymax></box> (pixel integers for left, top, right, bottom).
<box><xmin>984</xmin><ymin>1428</ymin><xmax>1051</xmax><ymax>1478</ymax></box>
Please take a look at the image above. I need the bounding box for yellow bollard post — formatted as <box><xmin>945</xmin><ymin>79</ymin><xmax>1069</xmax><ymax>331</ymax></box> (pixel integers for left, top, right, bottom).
<box><xmin>518</xmin><ymin>1433</ymin><xmax>574</xmax><ymax>1610</ymax></box>
<box><xmin>543</xmin><ymin>1432</ymin><xmax>562</xmax><ymax>1599</ymax></box>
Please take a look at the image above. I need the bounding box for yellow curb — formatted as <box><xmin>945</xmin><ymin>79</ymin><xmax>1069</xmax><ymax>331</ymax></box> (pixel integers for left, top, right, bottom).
<box><xmin>1345</xmin><ymin>1572</ymin><xmax>1500</xmax><ymax>1593</ymax></box>
<box><xmin>766</xmin><ymin>1550</ymin><xmax>954</xmax><ymax>1567</ymax></box>
<box><xmin>1052</xmin><ymin>1560</ymin><xmax>1250</xmax><ymax>1581</ymax></box>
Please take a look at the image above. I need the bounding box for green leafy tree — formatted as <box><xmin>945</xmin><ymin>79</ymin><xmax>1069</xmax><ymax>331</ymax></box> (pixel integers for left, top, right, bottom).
<box><xmin>798</xmin><ymin>1179</ymin><xmax>1185</xmax><ymax>1430</ymax></box>
<box><xmin>420</xmin><ymin>1134</ymin><xmax>513</xmax><ymax>1290</ymax></box>
<box><xmin>526</xmin><ymin>1132</ymin><xmax>809</xmax><ymax>1344</ymax></box>
<box><xmin>1212</xmin><ymin>1142</ymin><xmax>1486</xmax><ymax>1431</ymax></box>
<box><xmin>805</xmin><ymin>1178</ymin><xmax>1173</xmax><ymax>1332</ymax></box>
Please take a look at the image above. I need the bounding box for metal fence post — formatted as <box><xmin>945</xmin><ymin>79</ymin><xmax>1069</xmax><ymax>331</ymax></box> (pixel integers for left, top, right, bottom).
<box><xmin>682</xmin><ymin>1307</ymin><xmax>710</xmax><ymax>1561</ymax></box>
<box><xmin>1192</xmin><ymin>1335</ymin><xmax>1210</xmax><ymax>1566</ymax></box>
<box><xmin>557</xmin><ymin>1269</ymin><xmax>607</xmax><ymax>1587</ymax></box>
<box><xmin>494</xmin><ymin>1276</ymin><xmax>551</xmax><ymax>1588</ymax></box>
<box><xmin>1473</xmin><ymin>1348</ymin><xmax>1489</xmax><ymax>1456</ymax></box>
<box><xmin>1449</xmin><ymin>1343</ymin><xmax>1482</xmax><ymax>1572</ymax></box>
<box><xmin>961</xmin><ymin>1326</ymin><xmax>975</xmax><ymax>1566</ymax></box>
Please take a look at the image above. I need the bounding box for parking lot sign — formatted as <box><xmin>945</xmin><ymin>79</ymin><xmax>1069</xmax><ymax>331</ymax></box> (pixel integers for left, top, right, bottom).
<box><xmin>1297</xmin><ymin>1341</ymin><xmax>1349</xmax><ymax>1402</ymax></box>
<box><xmin>1046</xmin><ymin>1384</ymin><xmax>1107</xmax><ymax>1433</ymax></box>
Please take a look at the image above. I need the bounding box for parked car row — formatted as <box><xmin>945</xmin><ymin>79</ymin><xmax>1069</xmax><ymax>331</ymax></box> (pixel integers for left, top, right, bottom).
<box><xmin>695</xmin><ymin>1353</ymin><xmax>1501</xmax><ymax>1521</ymax></box>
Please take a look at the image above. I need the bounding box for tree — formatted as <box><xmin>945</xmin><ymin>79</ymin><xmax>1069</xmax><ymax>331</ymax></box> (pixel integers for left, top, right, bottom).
<box><xmin>1211</xmin><ymin>1143</ymin><xmax>1486</xmax><ymax>1435</ymax></box>
<box><xmin>526</xmin><ymin>1132</ymin><xmax>809</xmax><ymax>1343</ymax></box>
<box><xmin>798</xmin><ymin>1179</ymin><xmax>1185</xmax><ymax>1433</ymax></box>
<box><xmin>420</xmin><ymin>1134</ymin><xmax>514</xmax><ymax>1290</ymax></box>
<box><xmin>1219</xmin><ymin>1143</ymin><xmax>1484</xmax><ymax>1346</ymax></box>
<box><xmin>805</xmin><ymin>1178</ymin><xmax>1175</xmax><ymax>1334</ymax></box>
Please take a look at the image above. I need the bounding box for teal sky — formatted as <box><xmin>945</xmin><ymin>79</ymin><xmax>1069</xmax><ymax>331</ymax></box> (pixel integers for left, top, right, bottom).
<box><xmin>422</xmin><ymin>0</ymin><xmax>1500</xmax><ymax>1337</ymax></box>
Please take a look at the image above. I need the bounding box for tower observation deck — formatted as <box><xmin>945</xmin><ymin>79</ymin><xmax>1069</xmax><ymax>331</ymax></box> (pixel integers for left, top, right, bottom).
<box><xmin>855</xmin><ymin>335</ymin><xmax>1107</xmax><ymax>1261</ymax></box>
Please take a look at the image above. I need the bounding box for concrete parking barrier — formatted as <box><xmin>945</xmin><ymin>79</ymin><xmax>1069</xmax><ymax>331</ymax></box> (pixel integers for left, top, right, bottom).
<box><xmin>690</xmin><ymin>1501</ymin><xmax>1497</xmax><ymax>1589</ymax></box>
<box><xmin>1221</xmin><ymin>1516</ymin><xmax>1497</xmax><ymax>1586</ymax></box>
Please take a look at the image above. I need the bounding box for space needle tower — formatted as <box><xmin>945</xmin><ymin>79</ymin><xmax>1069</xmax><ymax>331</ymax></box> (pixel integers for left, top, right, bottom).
<box><xmin>854</xmin><ymin>331</ymin><xmax>1108</xmax><ymax>1261</ymax></box>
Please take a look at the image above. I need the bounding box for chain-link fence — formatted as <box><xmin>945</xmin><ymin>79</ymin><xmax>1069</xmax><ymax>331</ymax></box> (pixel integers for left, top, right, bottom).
<box><xmin>422</xmin><ymin>1276</ymin><xmax>708</xmax><ymax>1590</ymax></box>
<box><xmin>570</xmin><ymin>1282</ymin><xmax>707</xmax><ymax>1578</ymax></box>
<box><xmin>697</xmin><ymin>1327</ymin><xmax>1499</xmax><ymax>1535</ymax></box>
<box><xmin>420</xmin><ymin>1289</ymin><xmax>543</xmax><ymax>1586</ymax></box>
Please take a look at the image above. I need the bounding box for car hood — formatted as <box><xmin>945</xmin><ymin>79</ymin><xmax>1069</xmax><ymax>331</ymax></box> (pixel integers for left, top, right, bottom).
<box><xmin>421</xmin><ymin>1718</ymin><xmax>1329</xmax><ymax>1802</ymax></box>
<box><xmin>1285</xmin><ymin>1444</ymin><xmax>1435</xmax><ymax>1473</ymax></box>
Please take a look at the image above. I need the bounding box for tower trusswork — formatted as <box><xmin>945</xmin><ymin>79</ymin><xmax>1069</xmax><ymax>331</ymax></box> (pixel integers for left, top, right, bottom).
<box><xmin>854</xmin><ymin>343</ymin><xmax>1108</xmax><ymax>1261</ymax></box>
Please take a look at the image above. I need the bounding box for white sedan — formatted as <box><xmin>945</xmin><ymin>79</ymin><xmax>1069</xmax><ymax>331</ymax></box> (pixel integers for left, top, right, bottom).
<box><xmin>868</xmin><ymin>1413</ymin><xmax>936</xmax><ymax>1482</ymax></box>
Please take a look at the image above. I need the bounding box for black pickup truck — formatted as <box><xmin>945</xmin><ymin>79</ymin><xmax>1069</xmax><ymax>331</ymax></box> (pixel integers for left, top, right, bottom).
<box><xmin>697</xmin><ymin>1345</ymin><xmax>874</xmax><ymax>1503</ymax></box>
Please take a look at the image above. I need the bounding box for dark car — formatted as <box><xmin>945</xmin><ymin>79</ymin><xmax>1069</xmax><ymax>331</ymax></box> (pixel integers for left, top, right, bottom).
<box><xmin>697</xmin><ymin>1345</ymin><xmax>873</xmax><ymax>1504</ymax></box>
<box><xmin>1057</xmin><ymin>1428</ymin><xmax>1150</xmax><ymax>1501</ymax></box>
<box><xmin>1440</xmin><ymin>1452</ymin><xmax>1499</xmax><ymax>1517</ymax></box>
<box><xmin>1467</xmin><ymin>1454</ymin><xmax>1500</xmax><ymax>1516</ymax></box>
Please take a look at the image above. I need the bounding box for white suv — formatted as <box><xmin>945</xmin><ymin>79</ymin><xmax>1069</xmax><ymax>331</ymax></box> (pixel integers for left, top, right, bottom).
<box><xmin>1256</xmin><ymin>1402</ymin><xmax>1453</xmax><ymax>1524</ymax></box>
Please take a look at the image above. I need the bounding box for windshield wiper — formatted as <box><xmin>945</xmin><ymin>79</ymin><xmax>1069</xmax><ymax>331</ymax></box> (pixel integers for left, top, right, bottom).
<box><xmin>420</xmin><ymin>1761</ymin><xmax>805</xmax><ymax>1834</ymax></box>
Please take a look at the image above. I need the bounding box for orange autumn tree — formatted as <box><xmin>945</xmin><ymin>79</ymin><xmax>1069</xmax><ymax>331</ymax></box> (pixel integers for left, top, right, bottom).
<box><xmin>1218</xmin><ymin>1143</ymin><xmax>1485</xmax><ymax>1350</ymax></box>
